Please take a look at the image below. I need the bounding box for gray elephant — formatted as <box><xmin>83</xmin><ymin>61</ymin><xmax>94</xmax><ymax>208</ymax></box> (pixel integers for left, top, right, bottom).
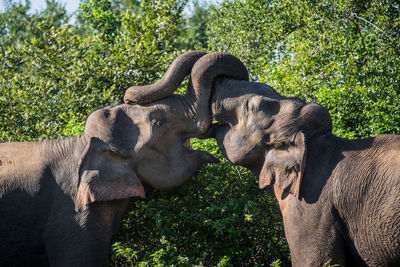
<box><xmin>0</xmin><ymin>51</ymin><xmax>247</xmax><ymax>266</ymax></box>
<box><xmin>182</xmin><ymin>52</ymin><xmax>398</xmax><ymax>266</ymax></box>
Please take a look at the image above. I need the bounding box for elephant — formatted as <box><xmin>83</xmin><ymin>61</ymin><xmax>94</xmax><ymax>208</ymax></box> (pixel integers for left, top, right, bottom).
<box><xmin>184</xmin><ymin>52</ymin><xmax>399</xmax><ymax>266</ymax></box>
<box><xmin>0</xmin><ymin>51</ymin><xmax>247</xmax><ymax>266</ymax></box>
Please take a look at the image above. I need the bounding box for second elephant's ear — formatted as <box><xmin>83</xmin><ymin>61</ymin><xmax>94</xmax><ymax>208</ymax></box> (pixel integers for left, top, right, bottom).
<box><xmin>75</xmin><ymin>137</ymin><xmax>145</xmax><ymax>212</ymax></box>
<box><xmin>259</xmin><ymin>132</ymin><xmax>306</xmax><ymax>198</ymax></box>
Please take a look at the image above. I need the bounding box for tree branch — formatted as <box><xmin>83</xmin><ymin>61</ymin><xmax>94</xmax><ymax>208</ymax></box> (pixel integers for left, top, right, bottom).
<box><xmin>351</xmin><ymin>13</ymin><xmax>384</xmax><ymax>33</ymax></box>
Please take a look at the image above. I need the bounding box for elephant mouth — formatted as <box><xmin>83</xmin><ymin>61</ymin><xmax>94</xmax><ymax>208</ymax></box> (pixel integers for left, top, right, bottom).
<box><xmin>183</xmin><ymin>137</ymin><xmax>219</xmax><ymax>164</ymax></box>
<box><xmin>183</xmin><ymin>138</ymin><xmax>194</xmax><ymax>151</ymax></box>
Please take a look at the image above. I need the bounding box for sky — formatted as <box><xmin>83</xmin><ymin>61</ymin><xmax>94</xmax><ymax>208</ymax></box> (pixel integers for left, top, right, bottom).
<box><xmin>31</xmin><ymin>0</ymin><xmax>79</xmax><ymax>14</ymax></box>
<box><xmin>0</xmin><ymin>0</ymin><xmax>221</xmax><ymax>14</ymax></box>
<box><xmin>0</xmin><ymin>0</ymin><xmax>79</xmax><ymax>14</ymax></box>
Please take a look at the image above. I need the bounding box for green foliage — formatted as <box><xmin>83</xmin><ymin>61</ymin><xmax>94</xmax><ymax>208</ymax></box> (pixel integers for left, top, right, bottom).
<box><xmin>180</xmin><ymin>0</ymin><xmax>211</xmax><ymax>49</ymax></box>
<box><xmin>111</xmin><ymin>0</ymin><xmax>142</xmax><ymax>12</ymax></box>
<box><xmin>80</xmin><ymin>0</ymin><xmax>123</xmax><ymax>40</ymax></box>
<box><xmin>0</xmin><ymin>0</ymin><xmax>68</xmax><ymax>47</ymax></box>
<box><xmin>323</xmin><ymin>259</ymin><xmax>340</xmax><ymax>267</ymax></box>
<box><xmin>208</xmin><ymin>0</ymin><xmax>400</xmax><ymax>138</ymax></box>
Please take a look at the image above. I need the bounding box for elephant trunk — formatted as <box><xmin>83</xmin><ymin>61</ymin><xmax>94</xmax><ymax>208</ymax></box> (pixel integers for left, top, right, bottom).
<box><xmin>123</xmin><ymin>51</ymin><xmax>249</xmax><ymax>136</ymax></box>
<box><xmin>124</xmin><ymin>51</ymin><xmax>207</xmax><ymax>104</ymax></box>
<box><xmin>185</xmin><ymin>52</ymin><xmax>249</xmax><ymax>134</ymax></box>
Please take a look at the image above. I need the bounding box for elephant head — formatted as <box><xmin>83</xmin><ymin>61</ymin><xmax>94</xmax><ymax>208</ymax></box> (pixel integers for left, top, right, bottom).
<box><xmin>192</xmin><ymin>53</ymin><xmax>332</xmax><ymax>198</ymax></box>
<box><xmin>75</xmin><ymin>51</ymin><xmax>249</xmax><ymax>210</ymax></box>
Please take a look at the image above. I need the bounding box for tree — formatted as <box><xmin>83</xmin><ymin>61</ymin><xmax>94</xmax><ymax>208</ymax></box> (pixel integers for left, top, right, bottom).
<box><xmin>0</xmin><ymin>0</ymin><xmax>68</xmax><ymax>48</ymax></box>
<box><xmin>208</xmin><ymin>0</ymin><xmax>400</xmax><ymax>138</ymax></box>
<box><xmin>180</xmin><ymin>0</ymin><xmax>211</xmax><ymax>49</ymax></box>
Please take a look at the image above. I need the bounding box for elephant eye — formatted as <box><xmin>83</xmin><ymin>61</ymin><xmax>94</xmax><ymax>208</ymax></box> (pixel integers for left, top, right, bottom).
<box><xmin>149</xmin><ymin>110</ymin><xmax>167</xmax><ymax>127</ymax></box>
<box><xmin>151</xmin><ymin>119</ymin><xmax>164</xmax><ymax>127</ymax></box>
<box><xmin>215</xmin><ymin>109</ymin><xmax>238</xmax><ymax>126</ymax></box>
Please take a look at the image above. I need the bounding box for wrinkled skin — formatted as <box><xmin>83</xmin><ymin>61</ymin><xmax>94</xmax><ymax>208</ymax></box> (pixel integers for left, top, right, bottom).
<box><xmin>198</xmin><ymin>54</ymin><xmax>400</xmax><ymax>266</ymax></box>
<box><xmin>0</xmin><ymin>51</ymin><xmax>247</xmax><ymax>267</ymax></box>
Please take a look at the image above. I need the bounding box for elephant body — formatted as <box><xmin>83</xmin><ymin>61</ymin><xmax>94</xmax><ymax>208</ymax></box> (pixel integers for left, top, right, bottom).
<box><xmin>277</xmin><ymin>134</ymin><xmax>400</xmax><ymax>266</ymax></box>
<box><xmin>0</xmin><ymin>101</ymin><xmax>209</xmax><ymax>266</ymax></box>
<box><xmin>0</xmin><ymin>136</ymin><xmax>131</xmax><ymax>266</ymax></box>
<box><xmin>186</xmin><ymin>53</ymin><xmax>400</xmax><ymax>266</ymax></box>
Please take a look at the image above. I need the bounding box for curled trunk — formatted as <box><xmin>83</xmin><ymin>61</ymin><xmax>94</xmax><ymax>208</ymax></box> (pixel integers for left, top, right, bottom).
<box><xmin>124</xmin><ymin>51</ymin><xmax>207</xmax><ymax>104</ymax></box>
<box><xmin>124</xmin><ymin>51</ymin><xmax>249</xmax><ymax>135</ymax></box>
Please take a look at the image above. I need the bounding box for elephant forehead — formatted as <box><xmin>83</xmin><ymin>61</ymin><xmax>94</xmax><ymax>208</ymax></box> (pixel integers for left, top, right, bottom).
<box><xmin>84</xmin><ymin>105</ymin><xmax>142</xmax><ymax>150</ymax></box>
<box><xmin>212</xmin><ymin>85</ymin><xmax>282</xmax><ymax>117</ymax></box>
<box><xmin>225</xmin><ymin>127</ymin><xmax>261</xmax><ymax>153</ymax></box>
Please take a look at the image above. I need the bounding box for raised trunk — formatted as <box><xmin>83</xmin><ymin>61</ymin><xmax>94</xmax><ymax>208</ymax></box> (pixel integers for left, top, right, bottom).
<box><xmin>123</xmin><ymin>51</ymin><xmax>249</xmax><ymax>136</ymax></box>
<box><xmin>124</xmin><ymin>51</ymin><xmax>207</xmax><ymax>104</ymax></box>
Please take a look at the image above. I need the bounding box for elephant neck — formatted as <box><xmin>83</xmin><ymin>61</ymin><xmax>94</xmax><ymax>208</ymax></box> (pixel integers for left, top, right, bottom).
<box><xmin>42</xmin><ymin>135</ymin><xmax>88</xmax><ymax>196</ymax></box>
<box><xmin>210</xmin><ymin>77</ymin><xmax>233</xmax><ymax>108</ymax></box>
<box><xmin>306</xmin><ymin>132</ymin><xmax>343</xmax><ymax>162</ymax></box>
<box><xmin>43</xmin><ymin>135</ymin><xmax>87</xmax><ymax>161</ymax></box>
<box><xmin>0</xmin><ymin>136</ymin><xmax>88</xmax><ymax>205</ymax></box>
<box><xmin>300</xmin><ymin>133</ymin><xmax>343</xmax><ymax>203</ymax></box>
<box><xmin>303</xmin><ymin>127</ymin><xmax>331</xmax><ymax>144</ymax></box>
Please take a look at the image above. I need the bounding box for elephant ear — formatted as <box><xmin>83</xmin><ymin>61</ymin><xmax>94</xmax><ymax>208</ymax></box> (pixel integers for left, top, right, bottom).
<box><xmin>75</xmin><ymin>137</ymin><xmax>145</xmax><ymax>212</ymax></box>
<box><xmin>259</xmin><ymin>132</ymin><xmax>306</xmax><ymax>198</ymax></box>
